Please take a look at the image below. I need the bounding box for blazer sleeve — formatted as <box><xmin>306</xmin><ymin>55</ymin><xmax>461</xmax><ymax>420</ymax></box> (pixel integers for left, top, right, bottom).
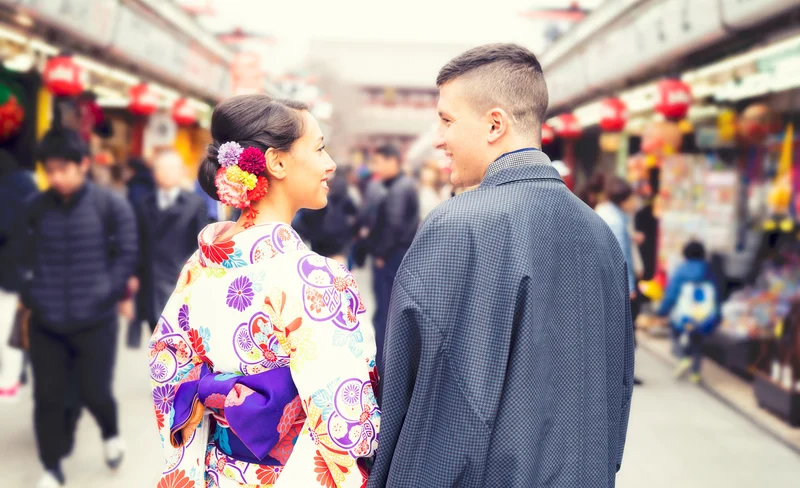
<box><xmin>366</xmin><ymin>272</ymin><xmax>423</xmax><ymax>488</ymax></box>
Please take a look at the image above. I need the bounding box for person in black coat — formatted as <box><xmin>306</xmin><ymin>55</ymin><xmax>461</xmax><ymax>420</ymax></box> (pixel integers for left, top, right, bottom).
<box><xmin>131</xmin><ymin>151</ymin><xmax>209</xmax><ymax>335</ymax></box>
<box><xmin>17</xmin><ymin>128</ymin><xmax>138</xmax><ymax>487</ymax></box>
<box><xmin>292</xmin><ymin>167</ymin><xmax>358</xmax><ymax>266</ymax></box>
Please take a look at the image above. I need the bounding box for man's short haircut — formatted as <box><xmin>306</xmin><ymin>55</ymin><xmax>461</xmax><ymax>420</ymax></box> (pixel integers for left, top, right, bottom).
<box><xmin>36</xmin><ymin>128</ymin><xmax>88</xmax><ymax>164</ymax></box>
<box><xmin>436</xmin><ymin>43</ymin><xmax>549</xmax><ymax>137</ymax></box>
<box><xmin>374</xmin><ymin>144</ymin><xmax>402</xmax><ymax>162</ymax></box>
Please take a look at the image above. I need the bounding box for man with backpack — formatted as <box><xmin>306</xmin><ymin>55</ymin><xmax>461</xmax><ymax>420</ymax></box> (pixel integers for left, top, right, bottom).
<box><xmin>656</xmin><ymin>241</ymin><xmax>721</xmax><ymax>384</ymax></box>
<box><xmin>16</xmin><ymin>128</ymin><xmax>138</xmax><ymax>488</ymax></box>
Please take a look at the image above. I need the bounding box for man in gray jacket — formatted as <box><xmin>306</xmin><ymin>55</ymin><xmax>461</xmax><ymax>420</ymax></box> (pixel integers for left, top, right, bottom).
<box><xmin>369</xmin><ymin>44</ymin><xmax>634</xmax><ymax>488</ymax></box>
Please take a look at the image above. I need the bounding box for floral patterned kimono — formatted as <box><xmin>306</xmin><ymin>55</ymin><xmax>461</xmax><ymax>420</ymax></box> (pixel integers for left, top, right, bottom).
<box><xmin>149</xmin><ymin>222</ymin><xmax>380</xmax><ymax>488</ymax></box>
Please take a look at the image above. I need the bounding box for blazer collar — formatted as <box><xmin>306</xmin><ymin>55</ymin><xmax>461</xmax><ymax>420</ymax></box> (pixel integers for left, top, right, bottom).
<box><xmin>480</xmin><ymin>149</ymin><xmax>563</xmax><ymax>188</ymax></box>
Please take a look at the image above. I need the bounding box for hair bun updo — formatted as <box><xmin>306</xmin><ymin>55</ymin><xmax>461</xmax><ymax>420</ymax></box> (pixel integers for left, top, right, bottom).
<box><xmin>197</xmin><ymin>94</ymin><xmax>310</xmax><ymax>201</ymax></box>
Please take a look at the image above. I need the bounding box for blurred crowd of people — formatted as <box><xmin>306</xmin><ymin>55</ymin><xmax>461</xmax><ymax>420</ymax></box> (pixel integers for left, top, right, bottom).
<box><xmin>0</xmin><ymin>126</ymin><xmax>458</xmax><ymax>486</ymax></box>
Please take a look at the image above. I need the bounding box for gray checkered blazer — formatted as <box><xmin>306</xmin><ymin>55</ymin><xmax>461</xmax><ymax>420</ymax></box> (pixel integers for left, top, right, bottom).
<box><xmin>368</xmin><ymin>149</ymin><xmax>634</xmax><ymax>488</ymax></box>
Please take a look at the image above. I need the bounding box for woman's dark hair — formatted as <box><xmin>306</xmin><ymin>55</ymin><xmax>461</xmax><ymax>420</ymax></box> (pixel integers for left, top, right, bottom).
<box><xmin>198</xmin><ymin>94</ymin><xmax>309</xmax><ymax>201</ymax></box>
<box><xmin>683</xmin><ymin>241</ymin><xmax>706</xmax><ymax>261</ymax></box>
<box><xmin>606</xmin><ymin>177</ymin><xmax>633</xmax><ymax>206</ymax></box>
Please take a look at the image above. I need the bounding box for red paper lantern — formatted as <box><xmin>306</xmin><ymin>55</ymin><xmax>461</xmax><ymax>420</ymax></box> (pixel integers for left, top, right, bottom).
<box><xmin>172</xmin><ymin>98</ymin><xmax>197</xmax><ymax>126</ymax></box>
<box><xmin>599</xmin><ymin>98</ymin><xmax>627</xmax><ymax>132</ymax></box>
<box><xmin>556</xmin><ymin>113</ymin><xmax>582</xmax><ymax>140</ymax></box>
<box><xmin>541</xmin><ymin>123</ymin><xmax>555</xmax><ymax>145</ymax></box>
<box><xmin>655</xmin><ymin>79</ymin><xmax>692</xmax><ymax>120</ymax></box>
<box><xmin>128</xmin><ymin>83</ymin><xmax>159</xmax><ymax>116</ymax></box>
<box><xmin>42</xmin><ymin>55</ymin><xmax>84</xmax><ymax>97</ymax></box>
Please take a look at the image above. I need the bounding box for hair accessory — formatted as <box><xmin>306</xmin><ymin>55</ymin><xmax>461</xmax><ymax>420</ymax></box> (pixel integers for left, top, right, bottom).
<box><xmin>213</xmin><ymin>141</ymin><xmax>269</xmax><ymax>227</ymax></box>
<box><xmin>217</xmin><ymin>141</ymin><xmax>243</xmax><ymax>168</ymax></box>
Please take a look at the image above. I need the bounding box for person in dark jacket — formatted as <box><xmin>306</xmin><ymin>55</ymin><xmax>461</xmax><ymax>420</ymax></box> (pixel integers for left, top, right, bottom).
<box><xmin>369</xmin><ymin>44</ymin><xmax>633</xmax><ymax>488</ymax></box>
<box><xmin>17</xmin><ymin>129</ymin><xmax>138</xmax><ymax>488</ymax></box>
<box><xmin>125</xmin><ymin>156</ymin><xmax>155</xmax><ymax>206</ymax></box>
<box><xmin>131</xmin><ymin>151</ymin><xmax>209</xmax><ymax>336</ymax></box>
<box><xmin>0</xmin><ymin>150</ymin><xmax>38</xmax><ymax>402</ymax></box>
<box><xmin>351</xmin><ymin>171</ymin><xmax>388</xmax><ymax>268</ymax></box>
<box><xmin>292</xmin><ymin>167</ymin><xmax>358</xmax><ymax>265</ymax></box>
<box><xmin>367</xmin><ymin>144</ymin><xmax>419</xmax><ymax>371</ymax></box>
<box><xmin>656</xmin><ymin>241</ymin><xmax>721</xmax><ymax>384</ymax></box>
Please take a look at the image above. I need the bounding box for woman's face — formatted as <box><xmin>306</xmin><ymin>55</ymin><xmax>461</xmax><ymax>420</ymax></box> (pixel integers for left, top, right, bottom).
<box><xmin>285</xmin><ymin>111</ymin><xmax>336</xmax><ymax>210</ymax></box>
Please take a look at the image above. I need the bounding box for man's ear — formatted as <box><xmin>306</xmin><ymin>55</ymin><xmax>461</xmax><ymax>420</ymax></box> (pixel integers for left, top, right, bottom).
<box><xmin>487</xmin><ymin>108</ymin><xmax>510</xmax><ymax>144</ymax></box>
<box><xmin>265</xmin><ymin>148</ymin><xmax>288</xmax><ymax>180</ymax></box>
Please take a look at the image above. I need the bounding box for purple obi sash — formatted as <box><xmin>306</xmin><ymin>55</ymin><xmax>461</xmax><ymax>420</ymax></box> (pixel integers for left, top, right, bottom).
<box><xmin>170</xmin><ymin>363</ymin><xmax>304</xmax><ymax>465</ymax></box>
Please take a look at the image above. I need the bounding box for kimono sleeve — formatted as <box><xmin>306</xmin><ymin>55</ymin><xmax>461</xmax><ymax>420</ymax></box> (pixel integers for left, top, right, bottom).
<box><xmin>148</xmin><ymin>251</ymin><xmax>209</xmax><ymax>487</ymax></box>
<box><xmin>270</xmin><ymin>255</ymin><xmax>380</xmax><ymax>488</ymax></box>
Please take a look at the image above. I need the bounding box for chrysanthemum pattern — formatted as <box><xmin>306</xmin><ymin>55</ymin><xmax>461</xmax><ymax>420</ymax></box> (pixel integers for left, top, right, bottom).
<box><xmin>151</xmin><ymin>222</ymin><xmax>377</xmax><ymax>488</ymax></box>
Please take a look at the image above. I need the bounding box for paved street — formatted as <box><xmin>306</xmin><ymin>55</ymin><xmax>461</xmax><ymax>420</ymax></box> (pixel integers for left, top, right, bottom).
<box><xmin>2</xmin><ymin>267</ymin><xmax>799</xmax><ymax>486</ymax></box>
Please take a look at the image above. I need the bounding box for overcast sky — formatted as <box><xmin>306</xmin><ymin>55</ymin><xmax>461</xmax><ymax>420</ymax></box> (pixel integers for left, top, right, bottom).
<box><xmin>182</xmin><ymin>0</ymin><xmax>607</xmax><ymax>76</ymax></box>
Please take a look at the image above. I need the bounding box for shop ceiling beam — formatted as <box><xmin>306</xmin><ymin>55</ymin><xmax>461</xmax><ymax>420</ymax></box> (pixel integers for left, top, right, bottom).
<box><xmin>129</xmin><ymin>0</ymin><xmax>231</xmax><ymax>63</ymax></box>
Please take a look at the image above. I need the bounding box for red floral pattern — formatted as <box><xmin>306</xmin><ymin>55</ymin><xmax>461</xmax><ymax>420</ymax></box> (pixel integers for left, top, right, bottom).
<box><xmin>157</xmin><ymin>469</ymin><xmax>195</xmax><ymax>488</ymax></box>
<box><xmin>268</xmin><ymin>396</ymin><xmax>306</xmax><ymax>464</ymax></box>
<box><xmin>187</xmin><ymin>329</ymin><xmax>212</xmax><ymax>367</ymax></box>
<box><xmin>199</xmin><ymin>239</ymin><xmax>236</xmax><ymax>265</ymax></box>
<box><xmin>154</xmin><ymin>406</ymin><xmax>165</xmax><ymax>430</ymax></box>
<box><xmin>315</xmin><ymin>452</ymin><xmax>338</xmax><ymax>488</ymax></box>
<box><xmin>256</xmin><ymin>465</ymin><xmax>283</xmax><ymax>485</ymax></box>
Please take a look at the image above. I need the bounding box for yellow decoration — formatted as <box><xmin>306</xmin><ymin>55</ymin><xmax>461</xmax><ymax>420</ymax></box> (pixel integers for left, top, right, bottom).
<box><xmin>644</xmin><ymin>154</ymin><xmax>658</xmax><ymax>168</ymax></box>
<box><xmin>678</xmin><ymin>119</ymin><xmax>693</xmax><ymax>134</ymax></box>
<box><xmin>763</xmin><ymin>219</ymin><xmax>777</xmax><ymax>231</ymax></box>
<box><xmin>780</xmin><ymin>218</ymin><xmax>795</xmax><ymax>233</ymax></box>
<box><xmin>775</xmin><ymin>319</ymin><xmax>784</xmax><ymax>339</ymax></box>
<box><xmin>639</xmin><ymin>279</ymin><xmax>664</xmax><ymax>301</ymax></box>
<box><xmin>34</xmin><ymin>87</ymin><xmax>53</xmax><ymax>190</ymax></box>
<box><xmin>225</xmin><ymin>165</ymin><xmax>258</xmax><ymax>190</ymax></box>
<box><xmin>777</xmin><ymin>123</ymin><xmax>794</xmax><ymax>181</ymax></box>
<box><xmin>717</xmin><ymin>110</ymin><xmax>737</xmax><ymax>143</ymax></box>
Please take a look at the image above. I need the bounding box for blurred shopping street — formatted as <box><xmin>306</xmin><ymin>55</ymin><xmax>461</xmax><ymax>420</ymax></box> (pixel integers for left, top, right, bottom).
<box><xmin>0</xmin><ymin>267</ymin><xmax>798</xmax><ymax>487</ymax></box>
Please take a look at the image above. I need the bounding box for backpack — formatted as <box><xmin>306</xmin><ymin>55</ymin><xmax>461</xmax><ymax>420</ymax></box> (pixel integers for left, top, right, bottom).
<box><xmin>671</xmin><ymin>280</ymin><xmax>717</xmax><ymax>333</ymax></box>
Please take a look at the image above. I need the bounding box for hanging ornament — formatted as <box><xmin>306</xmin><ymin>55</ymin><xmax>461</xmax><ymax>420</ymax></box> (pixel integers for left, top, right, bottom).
<box><xmin>599</xmin><ymin>98</ymin><xmax>627</xmax><ymax>132</ymax></box>
<box><xmin>655</xmin><ymin>79</ymin><xmax>692</xmax><ymax>121</ymax></box>
<box><xmin>541</xmin><ymin>123</ymin><xmax>555</xmax><ymax>145</ymax></box>
<box><xmin>172</xmin><ymin>98</ymin><xmax>197</xmax><ymax>126</ymax></box>
<box><xmin>716</xmin><ymin>109</ymin><xmax>737</xmax><ymax>143</ymax></box>
<box><xmin>641</xmin><ymin>120</ymin><xmax>682</xmax><ymax>158</ymax></box>
<box><xmin>0</xmin><ymin>83</ymin><xmax>24</xmax><ymax>142</ymax></box>
<box><xmin>737</xmin><ymin>103</ymin><xmax>776</xmax><ymax>146</ymax></box>
<box><xmin>128</xmin><ymin>83</ymin><xmax>159</xmax><ymax>116</ymax></box>
<box><xmin>555</xmin><ymin>113</ymin><xmax>581</xmax><ymax>139</ymax></box>
<box><xmin>42</xmin><ymin>55</ymin><xmax>84</xmax><ymax>97</ymax></box>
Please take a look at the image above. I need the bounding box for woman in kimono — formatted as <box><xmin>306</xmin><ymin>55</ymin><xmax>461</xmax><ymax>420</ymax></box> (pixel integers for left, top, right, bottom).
<box><xmin>149</xmin><ymin>95</ymin><xmax>380</xmax><ymax>488</ymax></box>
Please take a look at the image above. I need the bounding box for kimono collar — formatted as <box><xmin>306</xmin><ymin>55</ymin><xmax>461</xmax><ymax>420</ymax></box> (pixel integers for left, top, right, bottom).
<box><xmin>480</xmin><ymin>149</ymin><xmax>564</xmax><ymax>188</ymax></box>
<box><xmin>196</xmin><ymin>221</ymin><xmax>307</xmax><ymax>268</ymax></box>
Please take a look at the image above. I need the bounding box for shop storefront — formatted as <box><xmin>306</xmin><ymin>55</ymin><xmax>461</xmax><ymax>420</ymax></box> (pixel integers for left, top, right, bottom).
<box><xmin>540</xmin><ymin>0</ymin><xmax>800</xmax><ymax>425</ymax></box>
<box><xmin>0</xmin><ymin>0</ymin><xmax>229</xmax><ymax>187</ymax></box>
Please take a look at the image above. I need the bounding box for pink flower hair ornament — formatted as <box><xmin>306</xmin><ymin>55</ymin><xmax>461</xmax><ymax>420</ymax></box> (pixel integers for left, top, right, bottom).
<box><xmin>214</xmin><ymin>142</ymin><xmax>269</xmax><ymax>211</ymax></box>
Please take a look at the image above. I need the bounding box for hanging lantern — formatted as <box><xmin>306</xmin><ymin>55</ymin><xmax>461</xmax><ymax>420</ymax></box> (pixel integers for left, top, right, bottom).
<box><xmin>0</xmin><ymin>83</ymin><xmax>24</xmax><ymax>142</ymax></box>
<box><xmin>42</xmin><ymin>55</ymin><xmax>84</xmax><ymax>97</ymax></box>
<box><xmin>641</xmin><ymin>120</ymin><xmax>682</xmax><ymax>157</ymax></box>
<box><xmin>655</xmin><ymin>79</ymin><xmax>692</xmax><ymax>121</ymax></box>
<box><xmin>541</xmin><ymin>123</ymin><xmax>555</xmax><ymax>145</ymax></box>
<box><xmin>172</xmin><ymin>98</ymin><xmax>197</xmax><ymax>126</ymax></box>
<box><xmin>599</xmin><ymin>98</ymin><xmax>627</xmax><ymax>132</ymax></box>
<box><xmin>128</xmin><ymin>83</ymin><xmax>159</xmax><ymax>116</ymax></box>
<box><xmin>737</xmin><ymin>103</ymin><xmax>776</xmax><ymax>145</ymax></box>
<box><xmin>555</xmin><ymin>113</ymin><xmax>582</xmax><ymax>139</ymax></box>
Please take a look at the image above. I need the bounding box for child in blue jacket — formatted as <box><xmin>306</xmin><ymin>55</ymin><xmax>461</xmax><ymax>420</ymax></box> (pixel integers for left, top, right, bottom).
<box><xmin>657</xmin><ymin>241</ymin><xmax>721</xmax><ymax>383</ymax></box>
